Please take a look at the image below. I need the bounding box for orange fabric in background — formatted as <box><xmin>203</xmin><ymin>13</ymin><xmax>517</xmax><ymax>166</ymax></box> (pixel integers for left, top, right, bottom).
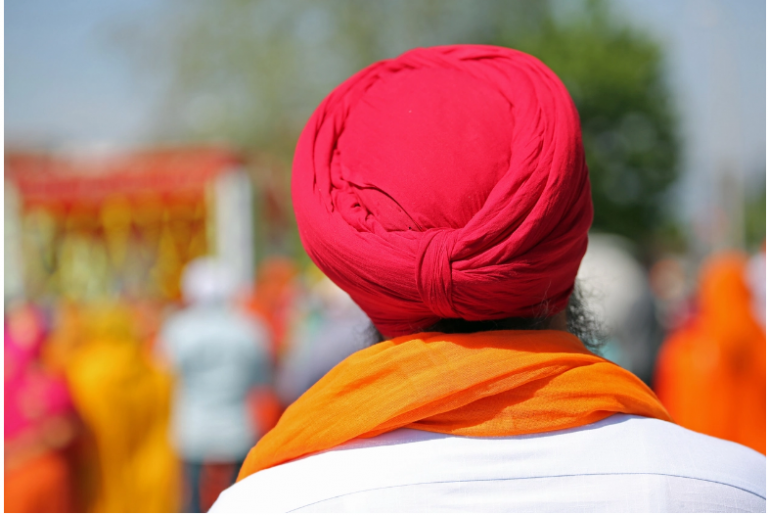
<box><xmin>655</xmin><ymin>253</ymin><xmax>766</xmax><ymax>454</ymax></box>
<box><xmin>248</xmin><ymin>387</ymin><xmax>284</xmax><ymax>436</ymax></box>
<box><xmin>239</xmin><ymin>330</ymin><xmax>670</xmax><ymax>480</ymax></box>
<box><xmin>242</xmin><ymin>258</ymin><xmax>298</xmax><ymax>358</ymax></box>
<box><xmin>4</xmin><ymin>451</ymin><xmax>73</xmax><ymax>513</ymax></box>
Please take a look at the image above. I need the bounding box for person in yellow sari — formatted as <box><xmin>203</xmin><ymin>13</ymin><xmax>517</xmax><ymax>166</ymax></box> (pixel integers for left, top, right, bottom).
<box><xmin>61</xmin><ymin>304</ymin><xmax>180</xmax><ymax>512</ymax></box>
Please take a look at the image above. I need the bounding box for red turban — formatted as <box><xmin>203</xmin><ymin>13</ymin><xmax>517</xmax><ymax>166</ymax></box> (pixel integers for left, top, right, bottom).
<box><xmin>292</xmin><ymin>45</ymin><xmax>593</xmax><ymax>337</ymax></box>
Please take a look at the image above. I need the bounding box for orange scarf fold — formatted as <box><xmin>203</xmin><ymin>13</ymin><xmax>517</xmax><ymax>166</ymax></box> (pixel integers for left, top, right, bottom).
<box><xmin>238</xmin><ymin>330</ymin><xmax>670</xmax><ymax>480</ymax></box>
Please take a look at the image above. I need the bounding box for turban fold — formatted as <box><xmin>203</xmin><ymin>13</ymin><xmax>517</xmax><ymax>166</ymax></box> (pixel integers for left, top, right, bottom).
<box><xmin>292</xmin><ymin>45</ymin><xmax>593</xmax><ymax>337</ymax></box>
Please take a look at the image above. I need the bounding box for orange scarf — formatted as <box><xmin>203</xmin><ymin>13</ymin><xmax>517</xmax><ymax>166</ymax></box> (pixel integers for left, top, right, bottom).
<box><xmin>238</xmin><ymin>330</ymin><xmax>671</xmax><ymax>480</ymax></box>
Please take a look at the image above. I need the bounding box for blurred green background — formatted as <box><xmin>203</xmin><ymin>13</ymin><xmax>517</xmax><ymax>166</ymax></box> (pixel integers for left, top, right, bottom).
<box><xmin>7</xmin><ymin>0</ymin><xmax>765</xmax><ymax>270</ymax></box>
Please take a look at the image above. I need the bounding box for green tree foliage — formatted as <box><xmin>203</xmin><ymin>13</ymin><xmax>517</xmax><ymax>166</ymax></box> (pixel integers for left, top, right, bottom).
<box><xmin>117</xmin><ymin>1</ymin><xmax>545</xmax><ymax>156</ymax></box>
<box><xmin>495</xmin><ymin>1</ymin><xmax>679</xmax><ymax>243</ymax></box>
<box><xmin>745</xmin><ymin>177</ymin><xmax>766</xmax><ymax>250</ymax></box>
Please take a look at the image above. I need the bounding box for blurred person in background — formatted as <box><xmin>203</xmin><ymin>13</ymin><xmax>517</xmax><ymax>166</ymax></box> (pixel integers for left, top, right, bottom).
<box><xmin>240</xmin><ymin>257</ymin><xmax>299</xmax><ymax>435</ymax></box>
<box><xmin>655</xmin><ymin>250</ymin><xmax>766</xmax><ymax>455</ymax></box>
<box><xmin>37</xmin><ymin>300</ymin><xmax>102</xmax><ymax>511</ymax></box>
<box><xmin>242</xmin><ymin>256</ymin><xmax>299</xmax><ymax>358</ymax></box>
<box><xmin>159</xmin><ymin>257</ymin><xmax>272</xmax><ymax>513</ymax></box>
<box><xmin>212</xmin><ymin>46</ymin><xmax>764</xmax><ymax>512</ymax></box>
<box><xmin>42</xmin><ymin>302</ymin><xmax>86</xmax><ymax>374</ymax></box>
<box><xmin>275</xmin><ymin>274</ymin><xmax>370</xmax><ymax>406</ymax></box>
<box><xmin>4</xmin><ymin>303</ymin><xmax>77</xmax><ymax>513</ymax></box>
<box><xmin>63</xmin><ymin>303</ymin><xmax>179</xmax><ymax>513</ymax></box>
<box><xmin>577</xmin><ymin>233</ymin><xmax>661</xmax><ymax>385</ymax></box>
<box><xmin>648</xmin><ymin>256</ymin><xmax>695</xmax><ymax>333</ymax></box>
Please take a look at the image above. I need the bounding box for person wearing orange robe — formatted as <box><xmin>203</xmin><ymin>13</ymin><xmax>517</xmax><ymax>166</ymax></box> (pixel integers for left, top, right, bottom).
<box><xmin>211</xmin><ymin>46</ymin><xmax>765</xmax><ymax>512</ymax></box>
<box><xmin>655</xmin><ymin>252</ymin><xmax>766</xmax><ymax>454</ymax></box>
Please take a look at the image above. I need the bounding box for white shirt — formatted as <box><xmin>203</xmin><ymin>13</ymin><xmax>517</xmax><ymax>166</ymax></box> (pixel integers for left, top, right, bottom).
<box><xmin>211</xmin><ymin>414</ymin><xmax>766</xmax><ymax>512</ymax></box>
<box><xmin>160</xmin><ymin>304</ymin><xmax>271</xmax><ymax>462</ymax></box>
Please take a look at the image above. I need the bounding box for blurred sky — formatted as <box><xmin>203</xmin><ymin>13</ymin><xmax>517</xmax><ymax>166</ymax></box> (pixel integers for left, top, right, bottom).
<box><xmin>5</xmin><ymin>0</ymin><xmax>766</xmax><ymax>222</ymax></box>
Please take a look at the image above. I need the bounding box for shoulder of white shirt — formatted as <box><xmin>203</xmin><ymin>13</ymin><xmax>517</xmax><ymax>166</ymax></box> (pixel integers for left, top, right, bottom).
<box><xmin>211</xmin><ymin>414</ymin><xmax>766</xmax><ymax>513</ymax></box>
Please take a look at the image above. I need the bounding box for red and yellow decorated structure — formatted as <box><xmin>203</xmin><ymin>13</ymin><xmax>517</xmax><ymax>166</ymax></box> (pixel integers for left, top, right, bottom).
<box><xmin>5</xmin><ymin>146</ymin><xmax>254</xmax><ymax>303</ymax></box>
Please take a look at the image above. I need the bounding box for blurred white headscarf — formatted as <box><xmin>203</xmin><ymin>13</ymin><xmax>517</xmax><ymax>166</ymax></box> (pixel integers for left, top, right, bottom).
<box><xmin>181</xmin><ymin>257</ymin><xmax>237</xmax><ymax>305</ymax></box>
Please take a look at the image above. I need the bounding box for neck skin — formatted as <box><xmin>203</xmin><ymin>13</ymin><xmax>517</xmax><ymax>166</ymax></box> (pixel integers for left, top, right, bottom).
<box><xmin>546</xmin><ymin>310</ymin><xmax>568</xmax><ymax>332</ymax></box>
<box><xmin>382</xmin><ymin>310</ymin><xmax>569</xmax><ymax>341</ymax></box>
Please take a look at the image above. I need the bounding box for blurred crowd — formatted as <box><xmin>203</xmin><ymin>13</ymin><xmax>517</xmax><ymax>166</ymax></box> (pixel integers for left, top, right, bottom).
<box><xmin>5</xmin><ymin>238</ymin><xmax>765</xmax><ymax>512</ymax></box>
<box><xmin>4</xmin><ymin>253</ymin><xmax>369</xmax><ymax>512</ymax></box>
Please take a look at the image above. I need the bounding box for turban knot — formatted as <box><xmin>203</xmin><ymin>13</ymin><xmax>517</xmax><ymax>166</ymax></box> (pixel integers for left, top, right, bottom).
<box><xmin>292</xmin><ymin>45</ymin><xmax>593</xmax><ymax>337</ymax></box>
<box><xmin>417</xmin><ymin>230</ymin><xmax>459</xmax><ymax>320</ymax></box>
